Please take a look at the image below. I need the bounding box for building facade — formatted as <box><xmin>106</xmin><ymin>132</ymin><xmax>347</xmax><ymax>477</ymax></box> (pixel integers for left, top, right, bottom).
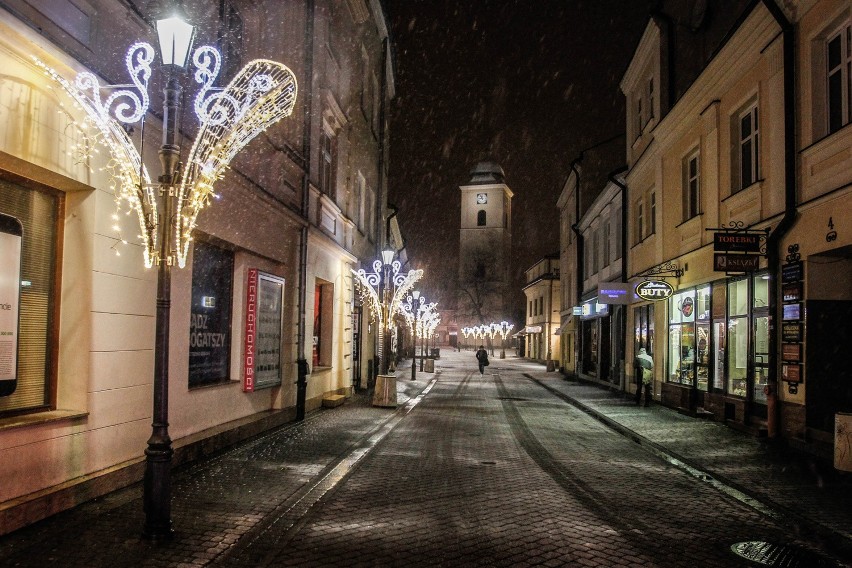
<box><xmin>522</xmin><ymin>254</ymin><xmax>560</xmax><ymax>365</ymax></box>
<box><xmin>0</xmin><ymin>0</ymin><xmax>393</xmax><ymax>534</ymax></box>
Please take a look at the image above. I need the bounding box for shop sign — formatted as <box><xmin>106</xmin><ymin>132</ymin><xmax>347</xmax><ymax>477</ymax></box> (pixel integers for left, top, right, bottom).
<box><xmin>713</xmin><ymin>232</ymin><xmax>761</xmax><ymax>252</ymax></box>
<box><xmin>0</xmin><ymin>213</ymin><xmax>22</xmax><ymax>397</ymax></box>
<box><xmin>713</xmin><ymin>253</ymin><xmax>759</xmax><ymax>272</ymax></box>
<box><xmin>782</xmin><ymin>303</ymin><xmax>801</xmax><ymax>321</ymax></box>
<box><xmin>635</xmin><ymin>280</ymin><xmax>674</xmax><ymax>301</ymax></box>
<box><xmin>597</xmin><ymin>282</ymin><xmax>631</xmax><ymax>305</ymax></box>
<box><xmin>524</xmin><ymin>326</ymin><xmax>542</xmax><ymax>333</ymax></box>
<box><xmin>781</xmin><ymin>261</ymin><xmax>802</xmax><ymax>283</ymax></box>
<box><xmin>782</xmin><ymin>343</ymin><xmax>801</xmax><ymax>362</ymax></box>
<box><xmin>572</xmin><ymin>306</ymin><xmax>583</xmax><ymax>316</ymax></box>
<box><xmin>243</xmin><ymin>269</ymin><xmax>259</xmax><ymax>392</ymax></box>
<box><xmin>782</xmin><ymin>363</ymin><xmax>802</xmax><ymax>383</ymax></box>
<box><xmin>782</xmin><ymin>322</ymin><xmax>802</xmax><ymax>342</ymax></box>
<box><xmin>782</xmin><ymin>283</ymin><xmax>801</xmax><ymax>303</ymax></box>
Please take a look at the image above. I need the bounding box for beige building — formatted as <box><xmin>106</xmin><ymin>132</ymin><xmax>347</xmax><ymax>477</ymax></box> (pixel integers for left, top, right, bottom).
<box><xmin>620</xmin><ymin>0</ymin><xmax>852</xmax><ymax>457</ymax></box>
<box><xmin>522</xmin><ymin>254</ymin><xmax>560</xmax><ymax>366</ymax></box>
<box><xmin>0</xmin><ymin>0</ymin><xmax>393</xmax><ymax>533</ymax></box>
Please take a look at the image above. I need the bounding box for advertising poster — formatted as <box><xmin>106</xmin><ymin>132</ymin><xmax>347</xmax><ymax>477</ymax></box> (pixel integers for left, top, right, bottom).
<box><xmin>188</xmin><ymin>242</ymin><xmax>234</xmax><ymax>387</ymax></box>
<box><xmin>0</xmin><ymin>213</ymin><xmax>22</xmax><ymax>397</ymax></box>
<box><xmin>253</xmin><ymin>272</ymin><xmax>285</xmax><ymax>390</ymax></box>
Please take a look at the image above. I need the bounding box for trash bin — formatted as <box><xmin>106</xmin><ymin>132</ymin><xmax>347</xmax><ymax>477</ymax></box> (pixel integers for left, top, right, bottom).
<box><xmin>424</xmin><ymin>358</ymin><xmax>435</xmax><ymax>373</ymax></box>
<box><xmin>836</xmin><ymin>413</ymin><xmax>852</xmax><ymax>472</ymax></box>
<box><xmin>546</xmin><ymin>360</ymin><xmax>555</xmax><ymax>372</ymax></box>
<box><xmin>431</xmin><ymin>348</ymin><xmax>440</xmax><ymax>359</ymax></box>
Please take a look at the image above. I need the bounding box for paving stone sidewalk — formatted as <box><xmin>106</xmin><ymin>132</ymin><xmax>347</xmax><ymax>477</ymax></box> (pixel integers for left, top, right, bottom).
<box><xmin>515</xmin><ymin>358</ymin><xmax>852</xmax><ymax>558</ymax></box>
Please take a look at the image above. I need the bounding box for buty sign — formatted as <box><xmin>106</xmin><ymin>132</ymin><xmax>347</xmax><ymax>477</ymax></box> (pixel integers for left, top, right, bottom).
<box><xmin>635</xmin><ymin>280</ymin><xmax>674</xmax><ymax>301</ymax></box>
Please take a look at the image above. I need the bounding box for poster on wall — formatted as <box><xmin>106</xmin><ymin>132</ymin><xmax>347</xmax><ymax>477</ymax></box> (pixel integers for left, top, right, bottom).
<box><xmin>0</xmin><ymin>213</ymin><xmax>22</xmax><ymax>397</ymax></box>
<box><xmin>244</xmin><ymin>269</ymin><xmax>285</xmax><ymax>391</ymax></box>
<box><xmin>188</xmin><ymin>242</ymin><xmax>234</xmax><ymax>387</ymax></box>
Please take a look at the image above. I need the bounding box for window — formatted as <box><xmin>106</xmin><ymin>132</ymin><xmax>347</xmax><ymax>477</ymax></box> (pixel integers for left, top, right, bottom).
<box><xmin>218</xmin><ymin>1</ymin><xmax>243</xmax><ymax>81</ymax></box>
<box><xmin>0</xmin><ymin>181</ymin><xmax>61</xmax><ymax>415</ymax></box>
<box><xmin>371</xmin><ymin>73</ymin><xmax>380</xmax><ymax>135</ymax></box>
<box><xmin>613</xmin><ymin>209</ymin><xmax>622</xmax><ymax>260</ymax></box>
<box><xmin>477</xmin><ymin>210</ymin><xmax>486</xmax><ymax>226</ymax></box>
<box><xmin>312</xmin><ymin>280</ymin><xmax>334</xmax><ymax>367</ymax></box>
<box><xmin>634</xmin><ymin>200</ymin><xmax>644</xmax><ymax>244</ymax></box>
<box><xmin>591</xmin><ymin>230</ymin><xmax>599</xmax><ymax>274</ymax></box>
<box><xmin>319</xmin><ymin>126</ymin><xmax>335</xmax><ymax>199</ymax></box>
<box><xmin>365</xmin><ymin>186</ymin><xmax>375</xmax><ymax>239</ymax></box>
<box><xmin>360</xmin><ymin>48</ymin><xmax>372</xmax><ymax>121</ymax></box>
<box><xmin>648</xmin><ymin>78</ymin><xmax>655</xmax><ymax>121</ymax></box>
<box><xmin>354</xmin><ymin>173</ymin><xmax>365</xmax><ymax>230</ymax></box>
<box><xmin>189</xmin><ymin>241</ymin><xmax>235</xmax><ymax>387</ymax></box>
<box><xmin>649</xmin><ymin>191</ymin><xmax>656</xmax><ymax>235</ymax></box>
<box><xmin>736</xmin><ymin>102</ymin><xmax>760</xmax><ymax>191</ymax></box>
<box><xmin>667</xmin><ymin>289</ymin><xmax>696</xmax><ymax>386</ymax></box>
<box><xmin>827</xmin><ymin>22</ymin><xmax>851</xmax><ymax>133</ymax></box>
<box><xmin>602</xmin><ymin>222</ymin><xmax>610</xmax><ymax>267</ymax></box>
<box><xmin>636</xmin><ymin>96</ymin><xmax>644</xmax><ymax>138</ymax></box>
<box><xmin>683</xmin><ymin>151</ymin><xmax>700</xmax><ymax>220</ymax></box>
<box><xmin>633</xmin><ymin>303</ymin><xmax>655</xmax><ymax>360</ymax></box>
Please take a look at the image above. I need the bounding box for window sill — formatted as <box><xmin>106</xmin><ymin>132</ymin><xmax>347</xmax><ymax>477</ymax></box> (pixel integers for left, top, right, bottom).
<box><xmin>722</xmin><ymin>179</ymin><xmax>763</xmax><ymax>202</ymax></box>
<box><xmin>312</xmin><ymin>365</ymin><xmax>332</xmax><ymax>373</ymax></box>
<box><xmin>675</xmin><ymin>214</ymin><xmax>702</xmax><ymax>229</ymax></box>
<box><xmin>0</xmin><ymin>409</ymin><xmax>88</xmax><ymax>432</ymax></box>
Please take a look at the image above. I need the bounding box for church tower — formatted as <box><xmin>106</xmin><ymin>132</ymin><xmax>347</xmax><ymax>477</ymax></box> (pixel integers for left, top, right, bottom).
<box><xmin>457</xmin><ymin>161</ymin><xmax>513</xmax><ymax>323</ymax></box>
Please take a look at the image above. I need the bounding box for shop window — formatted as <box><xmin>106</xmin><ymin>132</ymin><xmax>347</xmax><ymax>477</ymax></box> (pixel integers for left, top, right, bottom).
<box><xmin>313</xmin><ymin>279</ymin><xmax>334</xmax><ymax>368</ymax></box>
<box><xmin>633</xmin><ymin>304</ymin><xmax>655</xmax><ymax>358</ymax></box>
<box><xmin>189</xmin><ymin>241</ymin><xmax>235</xmax><ymax>388</ymax></box>
<box><xmin>668</xmin><ymin>289</ymin><xmax>696</xmax><ymax>386</ymax></box>
<box><xmin>726</xmin><ymin>278</ymin><xmax>749</xmax><ymax>397</ymax></box>
<box><xmin>477</xmin><ymin>210</ymin><xmax>486</xmax><ymax>226</ymax></box>
<box><xmin>695</xmin><ymin>286</ymin><xmax>711</xmax><ymax>392</ymax></box>
<box><xmin>711</xmin><ymin>283</ymin><xmax>726</xmax><ymax>392</ymax></box>
<box><xmin>0</xmin><ymin>181</ymin><xmax>61</xmax><ymax>415</ymax></box>
<box><xmin>827</xmin><ymin>22</ymin><xmax>851</xmax><ymax>134</ymax></box>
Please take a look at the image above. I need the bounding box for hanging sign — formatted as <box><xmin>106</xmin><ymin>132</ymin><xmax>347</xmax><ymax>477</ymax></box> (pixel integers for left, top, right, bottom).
<box><xmin>714</xmin><ymin>253</ymin><xmax>760</xmax><ymax>272</ymax></box>
<box><xmin>635</xmin><ymin>280</ymin><xmax>674</xmax><ymax>301</ymax></box>
<box><xmin>0</xmin><ymin>213</ymin><xmax>22</xmax><ymax>397</ymax></box>
<box><xmin>713</xmin><ymin>232</ymin><xmax>761</xmax><ymax>252</ymax></box>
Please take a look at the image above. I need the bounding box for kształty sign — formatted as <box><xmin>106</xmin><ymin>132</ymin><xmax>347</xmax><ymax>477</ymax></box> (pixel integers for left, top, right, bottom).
<box><xmin>635</xmin><ymin>280</ymin><xmax>674</xmax><ymax>301</ymax></box>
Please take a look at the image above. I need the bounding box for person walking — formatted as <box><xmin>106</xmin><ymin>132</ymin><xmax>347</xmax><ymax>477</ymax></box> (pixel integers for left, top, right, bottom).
<box><xmin>475</xmin><ymin>345</ymin><xmax>489</xmax><ymax>375</ymax></box>
<box><xmin>634</xmin><ymin>347</ymin><xmax>653</xmax><ymax>406</ymax></box>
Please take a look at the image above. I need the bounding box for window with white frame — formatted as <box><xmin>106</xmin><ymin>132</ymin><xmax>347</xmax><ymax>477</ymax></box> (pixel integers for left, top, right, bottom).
<box><xmin>649</xmin><ymin>191</ymin><xmax>656</xmax><ymax>235</ymax></box>
<box><xmin>735</xmin><ymin>101</ymin><xmax>760</xmax><ymax>191</ymax></box>
<box><xmin>683</xmin><ymin>150</ymin><xmax>700</xmax><ymax>221</ymax></box>
<box><xmin>827</xmin><ymin>22</ymin><xmax>851</xmax><ymax>134</ymax></box>
<box><xmin>634</xmin><ymin>199</ymin><xmax>644</xmax><ymax>245</ymax></box>
<box><xmin>319</xmin><ymin>125</ymin><xmax>335</xmax><ymax>199</ymax></box>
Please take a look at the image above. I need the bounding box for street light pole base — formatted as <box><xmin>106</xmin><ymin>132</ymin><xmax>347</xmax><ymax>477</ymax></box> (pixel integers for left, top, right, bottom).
<box><xmin>372</xmin><ymin>374</ymin><xmax>397</xmax><ymax>407</ymax></box>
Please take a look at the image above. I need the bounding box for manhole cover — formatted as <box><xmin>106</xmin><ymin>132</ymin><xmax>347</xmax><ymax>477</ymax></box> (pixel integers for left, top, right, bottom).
<box><xmin>731</xmin><ymin>541</ymin><xmax>834</xmax><ymax>567</ymax></box>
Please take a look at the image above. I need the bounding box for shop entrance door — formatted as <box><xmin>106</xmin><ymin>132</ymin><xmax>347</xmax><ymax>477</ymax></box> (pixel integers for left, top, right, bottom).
<box><xmin>751</xmin><ymin>312</ymin><xmax>769</xmax><ymax>419</ymax></box>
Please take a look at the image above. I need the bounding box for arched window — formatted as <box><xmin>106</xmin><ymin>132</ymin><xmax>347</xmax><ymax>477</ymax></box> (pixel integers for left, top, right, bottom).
<box><xmin>477</xmin><ymin>209</ymin><xmax>486</xmax><ymax>226</ymax></box>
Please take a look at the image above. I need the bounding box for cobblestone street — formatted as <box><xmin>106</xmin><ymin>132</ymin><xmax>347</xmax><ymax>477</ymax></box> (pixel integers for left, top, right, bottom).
<box><xmin>1</xmin><ymin>351</ymin><xmax>849</xmax><ymax>567</ymax></box>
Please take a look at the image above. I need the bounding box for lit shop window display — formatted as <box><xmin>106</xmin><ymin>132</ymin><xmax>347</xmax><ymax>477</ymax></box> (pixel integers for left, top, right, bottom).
<box><xmin>667</xmin><ymin>286</ymin><xmax>711</xmax><ymax>388</ymax></box>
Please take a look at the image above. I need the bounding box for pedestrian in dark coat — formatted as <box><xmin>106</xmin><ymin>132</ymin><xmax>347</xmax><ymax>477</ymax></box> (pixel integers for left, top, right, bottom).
<box><xmin>475</xmin><ymin>345</ymin><xmax>489</xmax><ymax>375</ymax></box>
<box><xmin>634</xmin><ymin>347</ymin><xmax>653</xmax><ymax>406</ymax></box>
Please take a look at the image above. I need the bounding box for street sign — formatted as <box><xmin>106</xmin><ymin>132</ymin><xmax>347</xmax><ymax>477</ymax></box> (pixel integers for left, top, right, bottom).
<box><xmin>714</xmin><ymin>253</ymin><xmax>759</xmax><ymax>272</ymax></box>
<box><xmin>713</xmin><ymin>232</ymin><xmax>761</xmax><ymax>252</ymax></box>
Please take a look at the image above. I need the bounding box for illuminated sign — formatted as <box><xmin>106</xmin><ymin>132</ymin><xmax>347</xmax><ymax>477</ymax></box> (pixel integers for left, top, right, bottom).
<box><xmin>243</xmin><ymin>269</ymin><xmax>259</xmax><ymax>392</ymax></box>
<box><xmin>635</xmin><ymin>280</ymin><xmax>674</xmax><ymax>301</ymax></box>
<box><xmin>597</xmin><ymin>282</ymin><xmax>631</xmax><ymax>305</ymax></box>
<box><xmin>714</xmin><ymin>253</ymin><xmax>760</xmax><ymax>272</ymax></box>
<box><xmin>713</xmin><ymin>233</ymin><xmax>761</xmax><ymax>252</ymax></box>
<box><xmin>0</xmin><ymin>213</ymin><xmax>22</xmax><ymax>397</ymax></box>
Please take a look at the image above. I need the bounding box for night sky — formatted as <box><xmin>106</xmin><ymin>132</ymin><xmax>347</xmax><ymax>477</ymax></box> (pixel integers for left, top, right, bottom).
<box><xmin>386</xmin><ymin>0</ymin><xmax>652</xmax><ymax>319</ymax></box>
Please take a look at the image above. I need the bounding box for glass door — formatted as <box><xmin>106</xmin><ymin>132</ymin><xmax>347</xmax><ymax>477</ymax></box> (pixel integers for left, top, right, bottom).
<box><xmin>752</xmin><ymin>312</ymin><xmax>769</xmax><ymax>406</ymax></box>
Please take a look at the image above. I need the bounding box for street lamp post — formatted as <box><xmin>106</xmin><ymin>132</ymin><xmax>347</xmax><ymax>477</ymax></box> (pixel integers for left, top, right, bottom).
<box><xmin>410</xmin><ymin>290</ymin><xmax>421</xmax><ymax>380</ymax></box>
<box><xmin>38</xmin><ymin>4</ymin><xmax>298</xmax><ymax>539</ymax></box>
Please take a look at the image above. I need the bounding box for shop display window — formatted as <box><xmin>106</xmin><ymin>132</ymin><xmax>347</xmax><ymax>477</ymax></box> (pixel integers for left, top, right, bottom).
<box><xmin>711</xmin><ymin>283</ymin><xmax>726</xmax><ymax>391</ymax></box>
<box><xmin>668</xmin><ymin>289</ymin><xmax>696</xmax><ymax>385</ymax></box>
<box><xmin>695</xmin><ymin>286</ymin><xmax>711</xmax><ymax>391</ymax></box>
<box><xmin>0</xmin><ymin>181</ymin><xmax>60</xmax><ymax>415</ymax></box>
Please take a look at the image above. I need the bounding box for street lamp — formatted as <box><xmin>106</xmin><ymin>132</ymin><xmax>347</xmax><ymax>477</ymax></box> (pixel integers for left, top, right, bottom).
<box><xmin>37</xmin><ymin>5</ymin><xmax>298</xmax><ymax>540</ymax></box>
<box><xmin>497</xmin><ymin>321</ymin><xmax>514</xmax><ymax>359</ymax></box>
<box><xmin>352</xmin><ymin>250</ymin><xmax>422</xmax><ymax>406</ymax></box>
<box><xmin>404</xmin><ymin>291</ymin><xmax>423</xmax><ymax>380</ymax></box>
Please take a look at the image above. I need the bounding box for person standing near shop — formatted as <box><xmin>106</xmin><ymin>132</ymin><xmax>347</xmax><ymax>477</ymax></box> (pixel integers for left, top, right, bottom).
<box><xmin>634</xmin><ymin>347</ymin><xmax>653</xmax><ymax>406</ymax></box>
<box><xmin>475</xmin><ymin>345</ymin><xmax>489</xmax><ymax>375</ymax></box>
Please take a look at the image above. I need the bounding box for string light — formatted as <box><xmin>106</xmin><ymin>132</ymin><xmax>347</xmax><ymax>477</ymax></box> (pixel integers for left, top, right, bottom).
<box><xmin>35</xmin><ymin>42</ymin><xmax>298</xmax><ymax>269</ymax></box>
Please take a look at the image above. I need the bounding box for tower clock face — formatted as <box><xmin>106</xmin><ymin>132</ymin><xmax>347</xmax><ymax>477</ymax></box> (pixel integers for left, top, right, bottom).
<box><xmin>476</xmin><ymin>193</ymin><xmax>488</xmax><ymax>204</ymax></box>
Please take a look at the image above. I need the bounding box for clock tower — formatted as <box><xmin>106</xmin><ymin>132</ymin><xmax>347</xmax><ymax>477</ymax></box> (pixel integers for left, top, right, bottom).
<box><xmin>458</xmin><ymin>161</ymin><xmax>513</xmax><ymax>323</ymax></box>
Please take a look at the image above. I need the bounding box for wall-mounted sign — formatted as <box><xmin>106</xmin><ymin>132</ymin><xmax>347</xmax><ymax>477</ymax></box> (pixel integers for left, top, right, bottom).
<box><xmin>635</xmin><ymin>280</ymin><xmax>674</xmax><ymax>301</ymax></box>
<box><xmin>714</xmin><ymin>253</ymin><xmax>760</xmax><ymax>272</ymax></box>
<box><xmin>243</xmin><ymin>269</ymin><xmax>258</xmax><ymax>391</ymax></box>
<box><xmin>782</xmin><ymin>363</ymin><xmax>802</xmax><ymax>383</ymax></box>
<box><xmin>524</xmin><ymin>326</ymin><xmax>542</xmax><ymax>333</ymax></box>
<box><xmin>0</xmin><ymin>213</ymin><xmax>23</xmax><ymax>397</ymax></box>
<box><xmin>713</xmin><ymin>232</ymin><xmax>761</xmax><ymax>252</ymax></box>
<box><xmin>782</xmin><ymin>283</ymin><xmax>802</xmax><ymax>303</ymax></box>
<box><xmin>782</xmin><ymin>343</ymin><xmax>801</xmax><ymax>362</ymax></box>
<box><xmin>782</xmin><ymin>322</ymin><xmax>802</xmax><ymax>342</ymax></box>
<box><xmin>244</xmin><ymin>269</ymin><xmax>286</xmax><ymax>392</ymax></box>
<box><xmin>782</xmin><ymin>303</ymin><xmax>801</xmax><ymax>321</ymax></box>
<box><xmin>781</xmin><ymin>261</ymin><xmax>803</xmax><ymax>283</ymax></box>
<box><xmin>572</xmin><ymin>306</ymin><xmax>583</xmax><ymax>316</ymax></box>
<box><xmin>597</xmin><ymin>282</ymin><xmax>631</xmax><ymax>305</ymax></box>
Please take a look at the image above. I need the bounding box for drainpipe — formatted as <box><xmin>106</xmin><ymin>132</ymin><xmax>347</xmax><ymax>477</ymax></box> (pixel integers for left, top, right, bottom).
<box><xmin>609</xmin><ymin>166</ymin><xmax>629</xmax><ymax>390</ymax></box>
<box><xmin>295</xmin><ymin>0</ymin><xmax>315</xmax><ymax>421</ymax></box>
<box><xmin>761</xmin><ymin>0</ymin><xmax>797</xmax><ymax>439</ymax></box>
<box><xmin>569</xmin><ymin>155</ymin><xmax>584</xmax><ymax>373</ymax></box>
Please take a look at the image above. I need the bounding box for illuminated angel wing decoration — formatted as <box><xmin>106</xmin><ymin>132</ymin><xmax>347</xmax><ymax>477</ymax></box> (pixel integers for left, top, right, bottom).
<box><xmin>37</xmin><ymin>42</ymin><xmax>297</xmax><ymax>268</ymax></box>
<box><xmin>35</xmin><ymin>44</ymin><xmax>159</xmax><ymax>266</ymax></box>
<box><xmin>175</xmin><ymin>52</ymin><xmax>297</xmax><ymax>266</ymax></box>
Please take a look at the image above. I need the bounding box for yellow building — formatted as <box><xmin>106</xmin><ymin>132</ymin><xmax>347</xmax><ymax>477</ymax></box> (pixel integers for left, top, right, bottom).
<box><xmin>522</xmin><ymin>255</ymin><xmax>561</xmax><ymax>367</ymax></box>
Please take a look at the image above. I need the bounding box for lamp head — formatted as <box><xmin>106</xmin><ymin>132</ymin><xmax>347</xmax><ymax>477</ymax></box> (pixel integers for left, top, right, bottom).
<box><xmin>381</xmin><ymin>247</ymin><xmax>395</xmax><ymax>266</ymax></box>
<box><xmin>155</xmin><ymin>2</ymin><xmax>195</xmax><ymax>68</ymax></box>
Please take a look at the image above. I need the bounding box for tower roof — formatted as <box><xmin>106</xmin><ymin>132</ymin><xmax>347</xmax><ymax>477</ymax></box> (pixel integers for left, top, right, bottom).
<box><xmin>467</xmin><ymin>161</ymin><xmax>505</xmax><ymax>185</ymax></box>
